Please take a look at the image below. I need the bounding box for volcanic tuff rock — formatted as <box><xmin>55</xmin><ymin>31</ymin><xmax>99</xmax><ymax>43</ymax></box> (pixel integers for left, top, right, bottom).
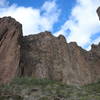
<box><xmin>0</xmin><ymin>12</ymin><xmax>100</xmax><ymax>85</ymax></box>
<box><xmin>18</xmin><ymin>29</ymin><xmax>100</xmax><ymax>85</ymax></box>
<box><xmin>0</xmin><ymin>17</ymin><xmax>22</xmax><ymax>83</ymax></box>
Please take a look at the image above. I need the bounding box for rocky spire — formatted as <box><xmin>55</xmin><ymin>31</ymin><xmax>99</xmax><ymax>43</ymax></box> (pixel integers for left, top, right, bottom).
<box><xmin>97</xmin><ymin>7</ymin><xmax>100</xmax><ymax>20</ymax></box>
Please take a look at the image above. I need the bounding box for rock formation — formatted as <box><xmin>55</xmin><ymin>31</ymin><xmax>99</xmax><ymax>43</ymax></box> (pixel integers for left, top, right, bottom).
<box><xmin>18</xmin><ymin>31</ymin><xmax>100</xmax><ymax>85</ymax></box>
<box><xmin>97</xmin><ymin>7</ymin><xmax>100</xmax><ymax>20</ymax></box>
<box><xmin>0</xmin><ymin>8</ymin><xmax>100</xmax><ymax>85</ymax></box>
<box><xmin>19</xmin><ymin>33</ymin><xmax>71</xmax><ymax>82</ymax></box>
<box><xmin>0</xmin><ymin>17</ymin><xmax>22</xmax><ymax>83</ymax></box>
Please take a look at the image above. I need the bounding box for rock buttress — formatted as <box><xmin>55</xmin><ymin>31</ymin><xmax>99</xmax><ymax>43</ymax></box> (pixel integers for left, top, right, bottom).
<box><xmin>0</xmin><ymin>17</ymin><xmax>22</xmax><ymax>83</ymax></box>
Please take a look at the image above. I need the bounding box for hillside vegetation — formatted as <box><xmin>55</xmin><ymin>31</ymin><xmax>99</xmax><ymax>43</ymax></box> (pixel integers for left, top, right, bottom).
<box><xmin>0</xmin><ymin>77</ymin><xmax>100</xmax><ymax>100</ymax></box>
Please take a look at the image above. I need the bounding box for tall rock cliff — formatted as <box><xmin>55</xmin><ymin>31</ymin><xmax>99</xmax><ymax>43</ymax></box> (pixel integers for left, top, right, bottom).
<box><xmin>0</xmin><ymin>17</ymin><xmax>22</xmax><ymax>83</ymax></box>
<box><xmin>0</xmin><ymin>8</ymin><xmax>100</xmax><ymax>85</ymax></box>
<box><xmin>19</xmin><ymin>32</ymin><xmax>71</xmax><ymax>82</ymax></box>
<box><xmin>18</xmin><ymin>32</ymin><xmax>100</xmax><ymax>85</ymax></box>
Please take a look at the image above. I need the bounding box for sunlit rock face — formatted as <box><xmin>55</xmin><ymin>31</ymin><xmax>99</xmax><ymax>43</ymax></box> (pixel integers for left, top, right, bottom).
<box><xmin>19</xmin><ymin>31</ymin><xmax>100</xmax><ymax>85</ymax></box>
<box><xmin>19</xmin><ymin>32</ymin><xmax>71</xmax><ymax>82</ymax></box>
<box><xmin>0</xmin><ymin>17</ymin><xmax>22</xmax><ymax>83</ymax></box>
<box><xmin>0</xmin><ymin>13</ymin><xmax>100</xmax><ymax>85</ymax></box>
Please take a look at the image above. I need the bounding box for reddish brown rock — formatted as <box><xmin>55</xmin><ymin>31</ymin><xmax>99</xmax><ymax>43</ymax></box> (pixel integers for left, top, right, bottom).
<box><xmin>0</xmin><ymin>17</ymin><xmax>22</xmax><ymax>83</ymax></box>
<box><xmin>19</xmin><ymin>32</ymin><xmax>70</xmax><ymax>82</ymax></box>
<box><xmin>19</xmin><ymin>31</ymin><xmax>100</xmax><ymax>85</ymax></box>
<box><xmin>88</xmin><ymin>43</ymin><xmax>100</xmax><ymax>82</ymax></box>
<box><xmin>0</xmin><ymin>9</ymin><xmax>100</xmax><ymax>85</ymax></box>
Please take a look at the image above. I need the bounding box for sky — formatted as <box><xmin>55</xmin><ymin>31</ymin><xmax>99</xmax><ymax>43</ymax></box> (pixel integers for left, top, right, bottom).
<box><xmin>0</xmin><ymin>0</ymin><xmax>100</xmax><ymax>50</ymax></box>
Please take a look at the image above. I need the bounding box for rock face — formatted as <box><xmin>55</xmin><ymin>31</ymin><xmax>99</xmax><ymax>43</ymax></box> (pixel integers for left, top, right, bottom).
<box><xmin>68</xmin><ymin>43</ymin><xmax>100</xmax><ymax>85</ymax></box>
<box><xmin>0</xmin><ymin>17</ymin><xmax>22</xmax><ymax>83</ymax></box>
<box><xmin>19</xmin><ymin>31</ymin><xmax>100</xmax><ymax>85</ymax></box>
<box><xmin>89</xmin><ymin>44</ymin><xmax>100</xmax><ymax>82</ymax></box>
<box><xmin>19</xmin><ymin>32</ymin><xmax>71</xmax><ymax>82</ymax></box>
<box><xmin>0</xmin><ymin>11</ymin><xmax>100</xmax><ymax>85</ymax></box>
<box><xmin>97</xmin><ymin>7</ymin><xmax>100</xmax><ymax>20</ymax></box>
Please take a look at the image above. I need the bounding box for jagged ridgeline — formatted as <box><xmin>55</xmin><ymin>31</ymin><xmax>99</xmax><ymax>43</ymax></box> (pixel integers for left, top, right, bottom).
<box><xmin>0</xmin><ymin>7</ymin><xmax>100</xmax><ymax>85</ymax></box>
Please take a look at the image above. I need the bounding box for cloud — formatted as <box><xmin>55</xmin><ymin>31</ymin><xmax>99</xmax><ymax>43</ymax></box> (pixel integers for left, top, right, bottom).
<box><xmin>93</xmin><ymin>37</ymin><xmax>100</xmax><ymax>44</ymax></box>
<box><xmin>87</xmin><ymin>36</ymin><xmax>100</xmax><ymax>50</ymax></box>
<box><xmin>0</xmin><ymin>0</ymin><xmax>60</xmax><ymax>35</ymax></box>
<box><xmin>0</xmin><ymin>0</ymin><xmax>100</xmax><ymax>50</ymax></box>
<box><xmin>0</xmin><ymin>0</ymin><xmax>9</xmax><ymax>7</ymax></box>
<box><xmin>55</xmin><ymin>0</ymin><xmax>100</xmax><ymax>50</ymax></box>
